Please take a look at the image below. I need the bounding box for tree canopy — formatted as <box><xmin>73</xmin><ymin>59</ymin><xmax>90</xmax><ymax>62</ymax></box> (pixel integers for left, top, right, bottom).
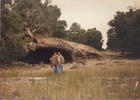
<box><xmin>66</xmin><ymin>22</ymin><xmax>103</xmax><ymax>50</ymax></box>
<box><xmin>0</xmin><ymin>0</ymin><xmax>67</xmax><ymax>62</ymax></box>
<box><xmin>107</xmin><ymin>8</ymin><xmax>140</xmax><ymax>53</ymax></box>
<box><xmin>86</xmin><ymin>28</ymin><xmax>103</xmax><ymax>50</ymax></box>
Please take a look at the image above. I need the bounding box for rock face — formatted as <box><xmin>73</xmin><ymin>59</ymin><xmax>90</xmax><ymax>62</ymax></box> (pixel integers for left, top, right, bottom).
<box><xmin>25</xmin><ymin>37</ymin><xmax>103</xmax><ymax>64</ymax></box>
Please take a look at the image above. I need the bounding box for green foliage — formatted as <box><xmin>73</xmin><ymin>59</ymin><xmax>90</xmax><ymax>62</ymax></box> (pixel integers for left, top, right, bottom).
<box><xmin>106</xmin><ymin>28</ymin><xmax>120</xmax><ymax>51</ymax></box>
<box><xmin>86</xmin><ymin>28</ymin><xmax>103</xmax><ymax>50</ymax></box>
<box><xmin>0</xmin><ymin>0</ymin><xmax>67</xmax><ymax>63</ymax></box>
<box><xmin>52</xmin><ymin>20</ymin><xmax>67</xmax><ymax>38</ymax></box>
<box><xmin>107</xmin><ymin>8</ymin><xmax>140</xmax><ymax>53</ymax></box>
<box><xmin>0</xmin><ymin>1</ymin><xmax>27</xmax><ymax>63</ymax></box>
<box><xmin>66</xmin><ymin>32</ymin><xmax>86</xmax><ymax>44</ymax></box>
<box><xmin>66</xmin><ymin>22</ymin><xmax>103</xmax><ymax>50</ymax></box>
<box><xmin>13</xmin><ymin>0</ymin><xmax>48</xmax><ymax>33</ymax></box>
<box><xmin>0</xmin><ymin>32</ymin><xmax>27</xmax><ymax>63</ymax></box>
<box><xmin>66</xmin><ymin>22</ymin><xmax>86</xmax><ymax>44</ymax></box>
<box><xmin>69</xmin><ymin>22</ymin><xmax>82</xmax><ymax>34</ymax></box>
<box><xmin>1</xmin><ymin>9</ymin><xmax>23</xmax><ymax>34</ymax></box>
<box><xmin>6</xmin><ymin>0</ymin><xmax>66</xmax><ymax>36</ymax></box>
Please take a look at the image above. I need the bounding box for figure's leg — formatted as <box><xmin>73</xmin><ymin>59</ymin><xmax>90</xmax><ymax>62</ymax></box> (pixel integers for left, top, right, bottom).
<box><xmin>53</xmin><ymin>65</ymin><xmax>57</xmax><ymax>73</ymax></box>
<box><xmin>58</xmin><ymin>63</ymin><xmax>62</xmax><ymax>73</ymax></box>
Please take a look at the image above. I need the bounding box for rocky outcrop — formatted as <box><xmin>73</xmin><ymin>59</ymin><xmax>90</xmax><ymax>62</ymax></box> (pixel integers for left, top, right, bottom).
<box><xmin>27</xmin><ymin>37</ymin><xmax>103</xmax><ymax>62</ymax></box>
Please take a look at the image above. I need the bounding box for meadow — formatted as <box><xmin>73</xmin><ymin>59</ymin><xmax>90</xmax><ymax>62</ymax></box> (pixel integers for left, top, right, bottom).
<box><xmin>0</xmin><ymin>52</ymin><xmax>140</xmax><ymax>100</ymax></box>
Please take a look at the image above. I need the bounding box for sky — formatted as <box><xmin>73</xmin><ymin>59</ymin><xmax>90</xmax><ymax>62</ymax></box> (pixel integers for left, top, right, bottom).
<box><xmin>44</xmin><ymin>0</ymin><xmax>140</xmax><ymax>48</ymax></box>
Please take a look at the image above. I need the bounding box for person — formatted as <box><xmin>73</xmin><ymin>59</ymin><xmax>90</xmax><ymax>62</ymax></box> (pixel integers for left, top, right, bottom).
<box><xmin>58</xmin><ymin>52</ymin><xmax>65</xmax><ymax>73</ymax></box>
<box><xmin>50</xmin><ymin>51</ymin><xmax>58</xmax><ymax>74</ymax></box>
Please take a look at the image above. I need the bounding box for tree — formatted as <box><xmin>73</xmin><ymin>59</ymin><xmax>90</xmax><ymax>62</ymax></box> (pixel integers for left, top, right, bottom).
<box><xmin>42</xmin><ymin>4</ymin><xmax>62</xmax><ymax>35</ymax></box>
<box><xmin>106</xmin><ymin>28</ymin><xmax>119</xmax><ymax>51</ymax></box>
<box><xmin>52</xmin><ymin>20</ymin><xmax>67</xmax><ymax>38</ymax></box>
<box><xmin>12</xmin><ymin>0</ymin><xmax>47</xmax><ymax>36</ymax></box>
<box><xmin>0</xmin><ymin>0</ymin><xmax>67</xmax><ymax>62</ymax></box>
<box><xmin>0</xmin><ymin>0</ymin><xmax>27</xmax><ymax>62</ymax></box>
<box><xmin>66</xmin><ymin>22</ymin><xmax>86</xmax><ymax>44</ymax></box>
<box><xmin>66</xmin><ymin>23</ymin><xmax>103</xmax><ymax>50</ymax></box>
<box><xmin>69</xmin><ymin>22</ymin><xmax>82</xmax><ymax>34</ymax></box>
<box><xmin>9</xmin><ymin>0</ymin><xmax>65</xmax><ymax>37</ymax></box>
<box><xmin>85</xmin><ymin>28</ymin><xmax>103</xmax><ymax>50</ymax></box>
<box><xmin>107</xmin><ymin>8</ymin><xmax>140</xmax><ymax>53</ymax></box>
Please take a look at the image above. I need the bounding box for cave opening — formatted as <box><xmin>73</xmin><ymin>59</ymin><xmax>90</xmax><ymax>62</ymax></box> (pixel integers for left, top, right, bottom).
<box><xmin>23</xmin><ymin>47</ymin><xmax>73</xmax><ymax>64</ymax></box>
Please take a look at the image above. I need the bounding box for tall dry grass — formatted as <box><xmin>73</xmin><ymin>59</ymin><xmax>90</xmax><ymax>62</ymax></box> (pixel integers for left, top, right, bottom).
<box><xmin>0</xmin><ymin>59</ymin><xmax>140</xmax><ymax>100</ymax></box>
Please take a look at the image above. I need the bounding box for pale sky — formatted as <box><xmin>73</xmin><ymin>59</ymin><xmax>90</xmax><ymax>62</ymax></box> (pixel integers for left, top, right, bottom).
<box><xmin>44</xmin><ymin>0</ymin><xmax>140</xmax><ymax>48</ymax></box>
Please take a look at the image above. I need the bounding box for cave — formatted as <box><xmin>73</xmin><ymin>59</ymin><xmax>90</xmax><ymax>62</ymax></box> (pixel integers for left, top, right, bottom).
<box><xmin>23</xmin><ymin>47</ymin><xmax>73</xmax><ymax>64</ymax></box>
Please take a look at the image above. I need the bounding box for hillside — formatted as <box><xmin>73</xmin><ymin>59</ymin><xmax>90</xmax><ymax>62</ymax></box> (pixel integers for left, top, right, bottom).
<box><xmin>23</xmin><ymin>37</ymin><xmax>103</xmax><ymax>64</ymax></box>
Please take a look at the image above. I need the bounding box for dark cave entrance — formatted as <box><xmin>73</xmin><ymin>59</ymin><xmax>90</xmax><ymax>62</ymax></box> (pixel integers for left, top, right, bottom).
<box><xmin>23</xmin><ymin>47</ymin><xmax>73</xmax><ymax>64</ymax></box>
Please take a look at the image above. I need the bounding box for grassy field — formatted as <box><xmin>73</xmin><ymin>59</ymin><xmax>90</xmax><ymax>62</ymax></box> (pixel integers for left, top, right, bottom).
<box><xmin>0</xmin><ymin>52</ymin><xmax>140</xmax><ymax>100</ymax></box>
